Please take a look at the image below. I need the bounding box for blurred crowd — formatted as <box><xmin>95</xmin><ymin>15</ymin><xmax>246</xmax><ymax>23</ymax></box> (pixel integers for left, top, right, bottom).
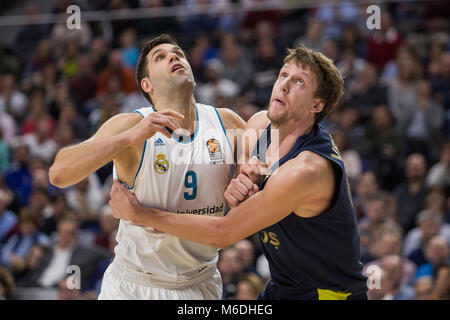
<box><xmin>0</xmin><ymin>0</ymin><xmax>449</xmax><ymax>300</ymax></box>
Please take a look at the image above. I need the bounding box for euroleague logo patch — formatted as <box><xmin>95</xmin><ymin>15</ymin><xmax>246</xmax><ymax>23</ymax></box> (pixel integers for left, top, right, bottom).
<box><xmin>207</xmin><ymin>139</ymin><xmax>223</xmax><ymax>161</ymax></box>
<box><xmin>154</xmin><ymin>153</ymin><xmax>169</xmax><ymax>174</ymax></box>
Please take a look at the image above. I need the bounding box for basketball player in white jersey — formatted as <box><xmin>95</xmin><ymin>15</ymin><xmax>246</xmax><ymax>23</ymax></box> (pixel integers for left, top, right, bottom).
<box><xmin>49</xmin><ymin>34</ymin><xmax>249</xmax><ymax>299</ymax></box>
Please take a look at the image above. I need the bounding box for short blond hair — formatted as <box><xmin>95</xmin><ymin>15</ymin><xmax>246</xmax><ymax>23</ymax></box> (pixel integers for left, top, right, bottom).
<box><xmin>284</xmin><ymin>47</ymin><xmax>344</xmax><ymax>123</ymax></box>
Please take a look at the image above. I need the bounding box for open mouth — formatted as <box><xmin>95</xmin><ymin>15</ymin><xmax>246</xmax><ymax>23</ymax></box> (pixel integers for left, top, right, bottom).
<box><xmin>171</xmin><ymin>63</ymin><xmax>185</xmax><ymax>73</ymax></box>
<box><xmin>273</xmin><ymin>98</ymin><xmax>286</xmax><ymax>106</ymax></box>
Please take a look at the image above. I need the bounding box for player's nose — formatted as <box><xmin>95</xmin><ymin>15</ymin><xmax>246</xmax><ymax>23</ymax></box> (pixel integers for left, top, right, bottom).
<box><xmin>169</xmin><ymin>52</ymin><xmax>180</xmax><ymax>64</ymax></box>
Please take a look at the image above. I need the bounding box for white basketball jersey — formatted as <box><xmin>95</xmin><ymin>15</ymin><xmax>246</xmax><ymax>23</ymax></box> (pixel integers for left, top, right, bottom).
<box><xmin>113</xmin><ymin>103</ymin><xmax>234</xmax><ymax>285</ymax></box>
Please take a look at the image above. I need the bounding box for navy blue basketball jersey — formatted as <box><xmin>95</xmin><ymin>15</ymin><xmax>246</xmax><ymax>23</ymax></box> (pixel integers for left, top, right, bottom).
<box><xmin>252</xmin><ymin>123</ymin><xmax>367</xmax><ymax>295</ymax></box>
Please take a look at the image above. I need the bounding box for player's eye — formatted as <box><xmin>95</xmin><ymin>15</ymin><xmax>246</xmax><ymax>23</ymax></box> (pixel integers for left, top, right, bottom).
<box><xmin>155</xmin><ymin>54</ymin><xmax>164</xmax><ymax>62</ymax></box>
<box><xmin>296</xmin><ymin>79</ymin><xmax>304</xmax><ymax>85</ymax></box>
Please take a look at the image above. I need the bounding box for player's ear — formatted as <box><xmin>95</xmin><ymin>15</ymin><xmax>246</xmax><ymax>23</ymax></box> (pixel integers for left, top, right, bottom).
<box><xmin>311</xmin><ymin>99</ymin><xmax>325</xmax><ymax>114</ymax></box>
<box><xmin>141</xmin><ymin>77</ymin><xmax>153</xmax><ymax>96</ymax></box>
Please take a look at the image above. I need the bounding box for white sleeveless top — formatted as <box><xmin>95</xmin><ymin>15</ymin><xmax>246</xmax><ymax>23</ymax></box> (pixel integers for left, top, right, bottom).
<box><xmin>113</xmin><ymin>103</ymin><xmax>234</xmax><ymax>284</ymax></box>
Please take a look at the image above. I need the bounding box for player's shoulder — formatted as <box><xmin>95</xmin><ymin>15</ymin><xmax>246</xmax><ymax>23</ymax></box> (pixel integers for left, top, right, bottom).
<box><xmin>131</xmin><ymin>106</ymin><xmax>155</xmax><ymax>118</ymax></box>
<box><xmin>290</xmin><ymin>150</ymin><xmax>334</xmax><ymax>182</ymax></box>
<box><xmin>246</xmin><ymin>110</ymin><xmax>270</xmax><ymax>131</ymax></box>
<box><xmin>212</xmin><ymin>106</ymin><xmax>246</xmax><ymax>130</ymax></box>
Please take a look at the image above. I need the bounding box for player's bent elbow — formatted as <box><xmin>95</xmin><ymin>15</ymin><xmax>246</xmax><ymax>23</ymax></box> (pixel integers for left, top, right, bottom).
<box><xmin>48</xmin><ymin>165</ymin><xmax>68</xmax><ymax>188</ymax></box>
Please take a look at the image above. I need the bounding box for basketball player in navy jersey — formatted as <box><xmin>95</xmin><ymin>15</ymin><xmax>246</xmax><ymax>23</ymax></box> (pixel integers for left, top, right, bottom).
<box><xmin>109</xmin><ymin>47</ymin><xmax>368</xmax><ymax>300</ymax></box>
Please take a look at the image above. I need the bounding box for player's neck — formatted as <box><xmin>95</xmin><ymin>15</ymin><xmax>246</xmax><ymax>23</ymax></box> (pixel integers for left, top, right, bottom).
<box><xmin>153</xmin><ymin>94</ymin><xmax>197</xmax><ymax>133</ymax></box>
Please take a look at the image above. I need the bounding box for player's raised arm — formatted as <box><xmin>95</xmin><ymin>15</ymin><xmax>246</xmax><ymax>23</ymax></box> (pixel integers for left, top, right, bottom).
<box><xmin>49</xmin><ymin>109</ymin><xmax>183</xmax><ymax>188</ymax></box>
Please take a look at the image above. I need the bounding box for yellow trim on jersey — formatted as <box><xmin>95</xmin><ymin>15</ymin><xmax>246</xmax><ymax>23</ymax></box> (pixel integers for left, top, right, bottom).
<box><xmin>317</xmin><ymin>289</ymin><xmax>351</xmax><ymax>300</ymax></box>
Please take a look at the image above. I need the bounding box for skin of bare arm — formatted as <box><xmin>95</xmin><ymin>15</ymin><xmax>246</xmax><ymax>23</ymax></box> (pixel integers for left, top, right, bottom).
<box><xmin>108</xmin><ymin>150</ymin><xmax>335</xmax><ymax>249</ymax></box>
<box><xmin>49</xmin><ymin>109</ymin><xmax>183</xmax><ymax>188</ymax></box>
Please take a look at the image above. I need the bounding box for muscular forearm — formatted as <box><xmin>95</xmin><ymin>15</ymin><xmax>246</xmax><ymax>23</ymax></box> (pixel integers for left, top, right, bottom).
<box><xmin>134</xmin><ymin>206</ymin><xmax>232</xmax><ymax>249</ymax></box>
<box><xmin>49</xmin><ymin>132</ymin><xmax>131</xmax><ymax>188</ymax></box>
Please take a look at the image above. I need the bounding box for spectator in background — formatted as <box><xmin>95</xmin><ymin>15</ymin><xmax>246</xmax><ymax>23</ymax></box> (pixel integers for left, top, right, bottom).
<box><xmin>358</xmin><ymin>192</ymin><xmax>399</xmax><ymax>263</ymax></box>
<box><xmin>387</xmin><ymin>48</ymin><xmax>422</xmax><ymax>120</ymax></box>
<box><xmin>97</xmin><ymin>49</ymin><xmax>137</xmax><ymax>95</ymax></box>
<box><xmin>218</xmin><ymin>246</ymin><xmax>243</xmax><ymax>300</ymax></box>
<box><xmin>241</xmin><ymin>0</ymin><xmax>281</xmax><ymax>35</ymax></box>
<box><xmin>0</xmin><ymin>132</ymin><xmax>10</xmax><ymax>175</ymax></box>
<box><xmin>431</xmin><ymin>263</ymin><xmax>450</xmax><ymax>300</ymax></box>
<box><xmin>83</xmin><ymin>228</ymin><xmax>118</xmax><ymax>299</ymax></box>
<box><xmin>119</xmin><ymin>28</ymin><xmax>140</xmax><ymax>69</ymax></box>
<box><xmin>346</xmin><ymin>64</ymin><xmax>388</xmax><ymax>124</ymax></box>
<box><xmin>69</xmin><ymin>54</ymin><xmax>98</xmax><ymax>108</ymax></box>
<box><xmin>22</xmin><ymin>119</ymin><xmax>58</xmax><ymax>164</ymax></box>
<box><xmin>250</xmin><ymin>38</ymin><xmax>282</xmax><ymax>107</ymax></box>
<box><xmin>18</xmin><ymin>218</ymin><xmax>110</xmax><ymax>290</ymax></box>
<box><xmin>424</xmin><ymin>188</ymin><xmax>448</xmax><ymax>223</ymax></box>
<box><xmin>0</xmin><ymin>266</ymin><xmax>15</xmax><ymax>299</ymax></box>
<box><xmin>293</xmin><ymin>17</ymin><xmax>326</xmax><ymax>52</ymax></box>
<box><xmin>337</xmin><ymin>48</ymin><xmax>367</xmax><ymax>91</ymax></box>
<box><xmin>21</xmin><ymin>87</ymin><xmax>56</xmax><ymax>136</ymax></box>
<box><xmin>0</xmin><ymin>47</ymin><xmax>20</xmax><ymax>79</ymax></box>
<box><xmin>0</xmin><ymin>209</ymin><xmax>50</xmax><ymax>274</ymax></box>
<box><xmin>56</xmin><ymin>100</ymin><xmax>90</xmax><ymax>141</ymax></box>
<box><xmin>381</xmin><ymin>44</ymin><xmax>417</xmax><ymax>85</ymax></box>
<box><xmin>220</xmin><ymin>34</ymin><xmax>253</xmax><ymax>92</ymax></box>
<box><xmin>363</xmin><ymin>225</ymin><xmax>416</xmax><ymax>286</ymax></box>
<box><xmin>40</xmin><ymin>193</ymin><xmax>67</xmax><ymax>236</ymax></box>
<box><xmin>360</xmin><ymin>105</ymin><xmax>403</xmax><ymax>191</ymax></box>
<box><xmin>398</xmin><ymin>80</ymin><xmax>444</xmax><ymax>162</ymax></box>
<box><xmin>180</xmin><ymin>0</ymin><xmax>219</xmax><ymax>37</ymax></box>
<box><xmin>332</xmin><ymin>129</ymin><xmax>362</xmax><ymax>187</ymax></box>
<box><xmin>394</xmin><ymin>153</ymin><xmax>429</xmax><ymax>233</ymax></box>
<box><xmin>4</xmin><ymin>144</ymin><xmax>32</xmax><ymax>206</ymax></box>
<box><xmin>315</xmin><ymin>0</ymin><xmax>359</xmax><ymax>40</ymax></box>
<box><xmin>331</xmin><ymin>106</ymin><xmax>365</xmax><ymax>152</ymax></box>
<box><xmin>57</xmin><ymin>39</ymin><xmax>81</xmax><ymax>79</ymax></box>
<box><xmin>235</xmin><ymin>272</ymin><xmax>264</xmax><ymax>300</ymax></box>
<box><xmin>404</xmin><ymin>210</ymin><xmax>450</xmax><ymax>265</ymax></box>
<box><xmin>0</xmin><ymin>192</ymin><xmax>17</xmax><ymax>245</ymax></box>
<box><xmin>0</xmin><ymin>74</ymin><xmax>28</xmax><ymax>124</ymax></box>
<box><xmin>0</xmin><ymin>109</ymin><xmax>18</xmax><ymax>148</ymax></box>
<box><xmin>366</xmin><ymin>11</ymin><xmax>403</xmax><ymax>71</ymax></box>
<box><xmin>415</xmin><ymin>235</ymin><xmax>449</xmax><ymax>280</ymax></box>
<box><xmin>426</xmin><ymin>141</ymin><xmax>450</xmax><ymax>190</ymax></box>
<box><xmin>65</xmin><ymin>175</ymin><xmax>104</xmax><ymax>230</ymax></box>
<box><xmin>54</xmin><ymin>123</ymin><xmax>76</xmax><ymax>151</ymax></box>
<box><xmin>90</xmin><ymin>38</ymin><xmax>109</xmax><ymax>73</ymax></box>
<box><xmin>234</xmin><ymin>239</ymin><xmax>258</xmax><ymax>276</ymax></box>
<box><xmin>414</xmin><ymin>275</ymin><xmax>434</xmax><ymax>300</ymax></box>
<box><xmin>14</xmin><ymin>244</ymin><xmax>48</xmax><ymax>286</ymax></box>
<box><xmin>379</xmin><ymin>254</ymin><xmax>415</xmax><ymax>300</ymax></box>
<box><xmin>428</xmin><ymin>52</ymin><xmax>450</xmax><ymax>133</ymax></box>
<box><xmin>195</xmin><ymin>58</ymin><xmax>239</xmax><ymax>107</ymax></box>
<box><xmin>353</xmin><ymin>171</ymin><xmax>380</xmax><ymax>220</ymax></box>
<box><xmin>94</xmin><ymin>205</ymin><xmax>119</xmax><ymax>251</ymax></box>
<box><xmin>23</xmin><ymin>39</ymin><xmax>54</xmax><ymax>78</ymax></box>
<box><xmin>13</xmin><ymin>2</ymin><xmax>49</xmax><ymax>63</ymax></box>
<box><xmin>137</xmin><ymin>0</ymin><xmax>180</xmax><ymax>39</ymax></box>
